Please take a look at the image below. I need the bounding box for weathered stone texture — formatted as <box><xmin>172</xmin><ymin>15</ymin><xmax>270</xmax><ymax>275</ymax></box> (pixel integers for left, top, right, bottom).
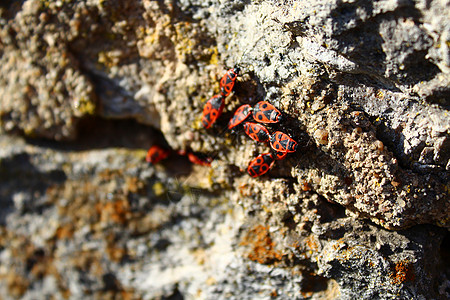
<box><xmin>0</xmin><ymin>0</ymin><xmax>448</xmax><ymax>299</ymax></box>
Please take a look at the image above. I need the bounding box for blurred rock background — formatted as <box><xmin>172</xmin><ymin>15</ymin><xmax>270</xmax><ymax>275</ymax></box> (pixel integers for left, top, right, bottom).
<box><xmin>0</xmin><ymin>0</ymin><xmax>448</xmax><ymax>299</ymax></box>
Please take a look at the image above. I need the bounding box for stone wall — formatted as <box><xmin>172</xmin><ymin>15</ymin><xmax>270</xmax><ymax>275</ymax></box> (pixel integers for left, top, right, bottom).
<box><xmin>0</xmin><ymin>0</ymin><xmax>448</xmax><ymax>299</ymax></box>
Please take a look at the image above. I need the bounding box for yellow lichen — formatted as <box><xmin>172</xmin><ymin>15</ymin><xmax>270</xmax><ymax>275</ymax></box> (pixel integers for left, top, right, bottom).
<box><xmin>152</xmin><ymin>182</ymin><xmax>167</xmax><ymax>197</ymax></box>
<box><xmin>97</xmin><ymin>51</ymin><xmax>121</xmax><ymax>68</ymax></box>
<box><xmin>208</xmin><ymin>46</ymin><xmax>219</xmax><ymax>65</ymax></box>
<box><xmin>74</xmin><ymin>97</ymin><xmax>96</xmax><ymax>115</ymax></box>
<box><xmin>191</xmin><ymin>116</ymin><xmax>203</xmax><ymax>131</ymax></box>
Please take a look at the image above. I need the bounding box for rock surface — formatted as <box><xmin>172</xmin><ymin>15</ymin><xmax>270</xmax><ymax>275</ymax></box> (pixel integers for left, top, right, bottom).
<box><xmin>0</xmin><ymin>0</ymin><xmax>448</xmax><ymax>299</ymax></box>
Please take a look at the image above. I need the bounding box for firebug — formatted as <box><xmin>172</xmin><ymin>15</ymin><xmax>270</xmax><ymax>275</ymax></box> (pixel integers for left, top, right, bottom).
<box><xmin>177</xmin><ymin>150</ymin><xmax>212</xmax><ymax>167</ymax></box>
<box><xmin>252</xmin><ymin>101</ymin><xmax>282</xmax><ymax>123</ymax></box>
<box><xmin>247</xmin><ymin>153</ymin><xmax>275</xmax><ymax>177</ymax></box>
<box><xmin>146</xmin><ymin>145</ymin><xmax>170</xmax><ymax>164</ymax></box>
<box><xmin>243</xmin><ymin>122</ymin><xmax>271</xmax><ymax>143</ymax></box>
<box><xmin>228</xmin><ymin>104</ymin><xmax>252</xmax><ymax>130</ymax></box>
<box><xmin>270</xmin><ymin>131</ymin><xmax>298</xmax><ymax>153</ymax></box>
<box><xmin>186</xmin><ymin>152</ymin><xmax>212</xmax><ymax>167</ymax></box>
<box><xmin>202</xmin><ymin>94</ymin><xmax>225</xmax><ymax>129</ymax></box>
<box><xmin>274</xmin><ymin>150</ymin><xmax>288</xmax><ymax>160</ymax></box>
<box><xmin>219</xmin><ymin>68</ymin><xmax>240</xmax><ymax>97</ymax></box>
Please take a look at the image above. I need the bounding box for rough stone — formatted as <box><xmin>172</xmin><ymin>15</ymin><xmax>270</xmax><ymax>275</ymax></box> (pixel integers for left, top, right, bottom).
<box><xmin>0</xmin><ymin>0</ymin><xmax>449</xmax><ymax>299</ymax></box>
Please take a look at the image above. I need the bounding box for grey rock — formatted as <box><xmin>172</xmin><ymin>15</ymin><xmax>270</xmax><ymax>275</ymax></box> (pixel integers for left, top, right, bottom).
<box><xmin>0</xmin><ymin>0</ymin><xmax>448</xmax><ymax>299</ymax></box>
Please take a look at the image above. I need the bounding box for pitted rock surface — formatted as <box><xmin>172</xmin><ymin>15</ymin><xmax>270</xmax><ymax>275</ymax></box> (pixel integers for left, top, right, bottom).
<box><xmin>0</xmin><ymin>1</ymin><xmax>448</xmax><ymax>299</ymax></box>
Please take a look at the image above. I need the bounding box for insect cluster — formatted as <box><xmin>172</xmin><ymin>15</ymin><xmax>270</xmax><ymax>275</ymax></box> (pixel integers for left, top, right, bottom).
<box><xmin>145</xmin><ymin>68</ymin><xmax>298</xmax><ymax>178</ymax></box>
<box><xmin>201</xmin><ymin>68</ymin><xmax>239</xmax><ymax>129</ymax></box>
<box><xmin>201</xmin><ymin>68</ymin><xmax>298</xmax><ymax>177</ymax></box>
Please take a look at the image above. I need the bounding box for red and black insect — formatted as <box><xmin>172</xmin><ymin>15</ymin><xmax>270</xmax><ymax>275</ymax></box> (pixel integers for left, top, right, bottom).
<box><xmin>274</xmin><ymin>150</ymin><xmax>288</xmax><ymax>160</ymax></box>
<box><xmin>146</xmin><ymin>145</ymin><xmax>170</xmax><ymax>164</ymax></box>
<box><xmin>252</xmin><ymin>101</ymin><xmax>282</xmax><ymax>124</ymax></box>
<box><xmin>247</xmin><ymin>153</ymin><xmax>275</xmax><ymax>177</ymax></box>
<box><xmin>202</xmin><ymin>94</ymin><xmax>225</xmax><ymax>129</ymax></box>
<box><xmin>228</xmin><ymin>104</ymin><xmax>252</xmax><ymax>130</ymax></box>
<box><xmin>243</xmin><ymin>122</ymin><xmax>271</xmax><ymax>143</ymax></box>
<box><xmin>219</xmin><ymin>68</ymin><xmax>240</xmax><ymax>97</ymax></box>
<box><xmin>270</xmin><ymin>131</ymin><xmax>298</xmax><ymax>153</ymax></box>
<box><xmin>177</xmin><ymin>150</ymin><xmax>212</xmax><ymax>167</ymax></box>
<box><xmin>186</xmin><ymin>152</ymin><xmax>212</xmax><ymax>167</ymax></box>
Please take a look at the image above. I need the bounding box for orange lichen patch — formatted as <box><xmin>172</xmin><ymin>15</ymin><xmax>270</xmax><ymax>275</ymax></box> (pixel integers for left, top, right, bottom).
<box><xmin>305</xmin><ymin>235</ymin><xmax>319</xmax><ymax>251</ymax></box>
<box><xmin>290</xmin><ymin>241</ymin><xmax>301</xmax><ymax>249</ymax></box>
<box><xmin>240</xmin><ymin>225</ymin><xmax>283</xmax><ymax>265</ymax></box>
<box><xmin>239</xmin><ymin>183</ymin><xmax>253</xmax><ymax>196</ymax></box>
<box><xmin>47</xmin><ymin>170</ymin><xmax>147</xmax><ymax>230</ymax></box>
<box><xmin>390</xmin><ymin>260</ymin><xmax>415</xmax><ymax>284</ymax></box>
<box><xmin>62</xmin><ymin>288</ymin><xmax>71</xmax><ymax>299</ymax></box>
<box><xmin>55</xmin><ymin>223</ymin><xmax>75</xmax><ymax>239</ymax></box>
<box><xmin>391</xmin><ymin>180</ymin><xmax>401</xmax><ymax>188</ymax></box>
<box><xmin>96</xmin><ymin>199</ymin><xmax>131</xmax><ymax>224</ymax></box>
<box><xmin>6</xmin><ymin>273</ymin><xmax>29</xmax><ymax>298</ymax></box>
<box><xmin>106</xmin><ymin>246</ymin><xmax>128</xmax><ymax>263</ymax></box>
<box><xmin>120</xmin><ymin>290</ymin><xmax>139</xmax><ymax>300</ymax></box>
<box><xmin>124</xmin><ymin>176</ymin><xmax>144</xmax><ymax>194</ymax></box>
<box><xmin>270</xmin><ymin>289</ymin><xmax>278</xmax><ymax>297</ymax></box>
<box><xmin>299</xmin><ymin>179</ymin><xmax>311</xmax><ymax>191</ymax></box>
